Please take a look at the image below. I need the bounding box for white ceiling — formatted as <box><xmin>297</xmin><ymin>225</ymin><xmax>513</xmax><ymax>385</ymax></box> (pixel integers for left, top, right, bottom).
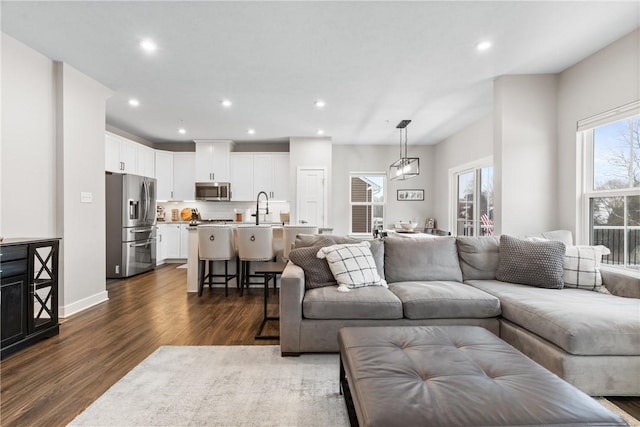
<box><xmin>2</xmin><ymin>1</ymin><xmax>638</xmax><ymax>146</ymax></box>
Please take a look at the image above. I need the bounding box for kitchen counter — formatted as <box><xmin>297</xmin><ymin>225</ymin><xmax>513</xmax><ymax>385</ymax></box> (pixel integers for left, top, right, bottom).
<box><xmin>185</xmin><ymin>224</ymin><xmax>284</xmax><ymax>293</ymax></box>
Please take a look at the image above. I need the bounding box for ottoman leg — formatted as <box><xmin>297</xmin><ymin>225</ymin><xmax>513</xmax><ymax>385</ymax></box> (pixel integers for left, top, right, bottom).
<box><xmin>339</xmin><ymin>354</ymin><xmax>359</xmax><ymax>427</ymax></box>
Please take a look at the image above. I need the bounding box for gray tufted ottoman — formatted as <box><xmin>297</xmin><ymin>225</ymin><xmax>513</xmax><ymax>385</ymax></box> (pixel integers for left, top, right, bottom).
<box><xmin>338</xmin><ymin>326</ymin><xmax>626</xmax><ymax>427</ymax></box>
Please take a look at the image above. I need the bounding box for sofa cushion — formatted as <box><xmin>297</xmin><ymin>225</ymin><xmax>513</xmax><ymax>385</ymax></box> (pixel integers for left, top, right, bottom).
<box><xmin>456</xmin><ymin>236</ymin><xmax>500</xmax><ymax>280</ymax></box>
<box><xmin>496</xmin><ymin>235</ymin><xmax>566</xmax><ymax>289</ymax></box>
<box><xmin>524</xmin><ymin>229</ymin><xmax>573</xmax><ymax>246</ymax></box>
<box><xmin>294</xmin><ymin>234</ymin><xmax>360</xmax><ymax>248</ymax></box>
<box><xmin>288</xmin><ymin>244</ymin><xmax>336</xmax><ymax>290</ymax></box>
<box><xmin>368</xmin><ymin>239</ymin><xmax>385</xmax><ymax>280</ymax></box>
<box><xmin>317</xmin><ymin>242</ymin><xmax>387</xmax><ymax>292</ymax></box>
<box><xmin>303</xmin><ymin>285</ymin><xmax>402</xmax><ymax>320</ymax></box>
<box><xmin>466</xmin><ymin>279</ymin><xmax>640</xmax><ymax>356</ymax></box>
<box><xmin>388</xmin><ymin>281</ymin><xmax>501</xmax><ymax>319</ymax></box>
<box><xmin>384</xmin><ymin>236</ymin><xmax>463</xmax><ymax>283</ymax></box>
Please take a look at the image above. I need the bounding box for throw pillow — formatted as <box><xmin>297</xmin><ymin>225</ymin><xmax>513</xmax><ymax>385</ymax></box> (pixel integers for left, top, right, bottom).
<box><xmin>317</xmin><ymin>241</ymin><xmax>387</xmax><ymax>292</ymax></box>
<box><xmin>496</xmin><ymin>235</ymin><xmax>566</xmax><ymax>289</ymax></box>
<box><xmin>288</xmin><ymin>240</ymin><xmax>337</xmax><ymax>290</ymax></box>
<box><xmin>563</xmin><ymin>245</ymin><xmax>607</xmax><ymax>291</ymax></box>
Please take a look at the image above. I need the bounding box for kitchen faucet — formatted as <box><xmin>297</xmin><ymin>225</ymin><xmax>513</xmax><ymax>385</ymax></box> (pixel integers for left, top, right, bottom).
<box><xmin>254</xmin><ymin>191</ymin><xmax>270</xmax><ymax>225</ymax></box>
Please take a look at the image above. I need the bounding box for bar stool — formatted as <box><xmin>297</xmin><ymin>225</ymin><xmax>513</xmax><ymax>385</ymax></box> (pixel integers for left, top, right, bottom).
<box><xmin>197</xmin><ymin>225</ymin><xmax>238</xmax><ymax>297</ymax></box>
<box><xmin>236</xmin><ymin>225</ymin><xmax>280</xmax><ymax>296</ymax></box>
<box><xmin>282</xmin><ymin>225</ymin><xmax>319</xmax><ymax>261</ymax></box>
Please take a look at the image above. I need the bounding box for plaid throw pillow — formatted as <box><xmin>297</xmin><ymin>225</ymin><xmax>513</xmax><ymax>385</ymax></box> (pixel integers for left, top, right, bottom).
<box><xmin>563</xmin><ymin>246</ymin><xmax>607</xmax><ymax>291</ymax></box>
<box><xmin>317</xmin><ymin>241</ymin><xmax>387</xmax><ymax>292</ymax></box>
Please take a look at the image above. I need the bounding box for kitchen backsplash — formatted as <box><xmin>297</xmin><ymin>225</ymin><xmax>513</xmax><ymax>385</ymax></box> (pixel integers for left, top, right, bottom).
<box><xmin>157</xmin><ymin>201</ymin><xmax>291</xmax><ymax>223</ymax></box>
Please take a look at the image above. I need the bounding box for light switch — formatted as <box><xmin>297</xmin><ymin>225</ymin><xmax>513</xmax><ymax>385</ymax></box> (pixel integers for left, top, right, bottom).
<box><xmin>81</xmin><ymin>192</ymin><xmax>93</xmax><ymax>203</ymax></box>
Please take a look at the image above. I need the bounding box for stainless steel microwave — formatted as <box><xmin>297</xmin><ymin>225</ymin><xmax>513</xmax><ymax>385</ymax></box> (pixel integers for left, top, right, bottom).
<box><xmin>195</xmin><ymin>182</ymin><xmax>230</xmax><ymax>201</ymax></box>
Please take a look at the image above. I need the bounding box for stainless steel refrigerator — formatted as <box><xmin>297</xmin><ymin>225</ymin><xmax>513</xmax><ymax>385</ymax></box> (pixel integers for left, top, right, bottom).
<box><xmin>106</xmin><ymin>172</ymin><xmax>157</xmax><ymax>278</ymax></box>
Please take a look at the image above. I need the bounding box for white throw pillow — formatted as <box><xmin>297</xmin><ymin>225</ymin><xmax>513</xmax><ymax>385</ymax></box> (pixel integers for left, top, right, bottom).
<box><xmin>563</xmin><ymin>245</ymin><xmax>608</xmax><ymax>291</ymax></box>
<box><xmin>317</xmin><ymin>241</ymin><xmax>387</xmax><ymax>292</ymax></box>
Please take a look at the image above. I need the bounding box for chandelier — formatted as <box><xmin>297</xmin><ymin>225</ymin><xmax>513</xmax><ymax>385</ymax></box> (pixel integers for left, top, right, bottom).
<box><xmin>389</xmin><ymin>119</ymin><xmax>419</xmax><ymax>181</ymax></box>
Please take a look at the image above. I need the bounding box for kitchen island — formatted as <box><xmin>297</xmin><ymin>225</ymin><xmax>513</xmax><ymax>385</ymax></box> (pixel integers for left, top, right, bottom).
<box><xmin>185</xmin><ymin>224</ymin><xmax>283</xmax><ymax>293</ymax></box>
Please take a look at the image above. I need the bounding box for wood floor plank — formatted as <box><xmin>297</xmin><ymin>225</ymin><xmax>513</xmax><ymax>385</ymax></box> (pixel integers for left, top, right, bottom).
<box><xmin>0</xmin><ymin>263</ymin><xmax>637</xmax><ymax>425</ymax></box>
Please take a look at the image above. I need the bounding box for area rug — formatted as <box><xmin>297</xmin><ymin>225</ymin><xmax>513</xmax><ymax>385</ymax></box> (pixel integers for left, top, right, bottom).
<box><xmin>68</xmin><ymin>346</ymin><xmax>349</xmax><ymax>426</ymax></box>
<box><xmin>69</xmin><ymin>345</ymin><xmax>639</xmax><ymax>427</ymax></box>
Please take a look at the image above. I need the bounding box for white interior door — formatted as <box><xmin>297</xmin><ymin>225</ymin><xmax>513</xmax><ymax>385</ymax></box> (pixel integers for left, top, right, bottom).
<box><xmin>296</xmin><ymin>168</ymin><xmax>325</xmax><ymax>227</ymax></box>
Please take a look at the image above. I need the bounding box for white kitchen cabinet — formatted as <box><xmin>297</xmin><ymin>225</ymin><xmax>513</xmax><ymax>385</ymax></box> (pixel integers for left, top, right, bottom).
<box><xmin>160</xmin><ymin>223</ymin><xmax>189</xmax><ymax>259</ymax></box>
<box><xmin>195</xmin><ymin>140</ymin><xmax>230</xmax><ymax>182</ymax></box>
<box><xmin>136</xmin><ymin>144</ymin><xmax>155</xmax><ymax>178</ymax></box>
<box><xmin>155</xmin><ymin>151</ymin><xmax>174</xmax><ymax>200</ymax></box>
<box><xmin>105</xmin><ymin>132</ymin><xmax>137</xmax><ymax>174</ymax></box>
<box><xmin>229</xmin><ymin>154</ymin><xmax>254</xmax><ymax>201</ymax></box>
<box><xmin>271</xmin><ymin>154</ymin><xmax>289</xmax><ymax>200</ymax></box>
<box><xmin>156</xmin><ymin>224</ymin><xmax>168</xmax><ymax>265</ymax></box>
<box><xmin>173</xmin><ymin>153</ymin><xmax>196</xmax><ymax>200</ymax></box>
<box><xmin>164</xmin><ymin>223</ymin><xmax>182</xmax><ymax>259</ymax></box>
<box><xmin>228</xmin><ymin>153</ymin><xmax>289</xmax><ymax>201</ymax></box>
<box><xmin>252</xmin><ymin>153</ymin><xmax>290</xmax><ymax>200</ymax></box>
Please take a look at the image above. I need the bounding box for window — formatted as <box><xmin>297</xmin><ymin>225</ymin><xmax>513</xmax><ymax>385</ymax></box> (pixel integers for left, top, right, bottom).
<box><xmin>350</xmin><ymin>173</ymin><xmax>385</xmax><ymax>235</ymax></box>
<box><xmin>452</xmin><ymin>161</ymin><xmax>493</xmax><ymax>236</ymax></box>
<box><xmin>582</xmin><ymin>108</ymin><xmax>640</xmax><ymax>270</ymax></box>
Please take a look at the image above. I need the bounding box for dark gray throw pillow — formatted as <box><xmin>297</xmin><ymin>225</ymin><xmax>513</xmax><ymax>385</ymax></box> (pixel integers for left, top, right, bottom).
<box><xmin>288</xmin><ymin>244</ymin><xmax>336</xmax><ymax>290</ymax></box>
<box><xmin>496</xmin><ymin>235</ymin><xmax>566</xmax><ymax>289</ymax></box>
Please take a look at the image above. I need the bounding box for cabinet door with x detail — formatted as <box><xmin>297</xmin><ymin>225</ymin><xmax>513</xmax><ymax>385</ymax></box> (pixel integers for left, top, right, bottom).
<box><xmin>28</xmin><ymin>241</ymin><xmax>59</xmax><ymax>333</ymax></box>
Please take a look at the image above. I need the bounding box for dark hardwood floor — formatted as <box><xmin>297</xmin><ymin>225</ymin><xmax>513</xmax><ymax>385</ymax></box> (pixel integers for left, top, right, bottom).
<box><xmin>1</xmin><ymin>263</ymin><xmax>638</xmax><ymax>425</ymax></box>
<box><xmin>0</xmin><ymin>263</ymin><xmax>279</xmax><ymax>426</ymax></box>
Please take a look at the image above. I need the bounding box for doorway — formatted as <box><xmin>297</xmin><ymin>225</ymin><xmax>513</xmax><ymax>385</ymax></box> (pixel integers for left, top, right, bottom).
<box><xmin>296</xmin><ymin>168</ymin><xmax>326</xmax><ymax>227</ymax></box>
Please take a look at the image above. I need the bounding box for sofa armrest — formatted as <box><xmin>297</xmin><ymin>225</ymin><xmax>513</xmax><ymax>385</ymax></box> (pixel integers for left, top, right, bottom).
<box><xmin>601</xmin><ymin>266</ymin><xmax>640</xmax><ymax>298</ymax></box>
<box><xmin>279</xmin><ymin>261</ymin><xmax>305</xmax><ymax>355</ymax></box>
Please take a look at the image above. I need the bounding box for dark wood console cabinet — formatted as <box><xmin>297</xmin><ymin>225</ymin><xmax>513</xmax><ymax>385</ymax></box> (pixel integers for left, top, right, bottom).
<box><xmin>1</xmin><ymin>238</ymin><xmax>60</xmax><ymax>359</ymax></box>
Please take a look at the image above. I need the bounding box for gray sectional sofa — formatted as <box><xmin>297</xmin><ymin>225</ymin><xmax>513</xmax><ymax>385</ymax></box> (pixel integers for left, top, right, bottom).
<box><xmin>279</xmin><ymin>232</ymin><xmax>640</xmax><ymax>396</ymax></box>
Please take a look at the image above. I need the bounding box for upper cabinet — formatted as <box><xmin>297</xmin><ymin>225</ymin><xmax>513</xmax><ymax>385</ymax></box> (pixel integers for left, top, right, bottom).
<box><xmin>229</xmin><ymin>152</ymin><xmax>289</xmax><ymax>201</ymax></box>
<box><xmin>173</xmin><ymin>153</ymin><xmax>196</xmax><ymax>200</ymax></box>
<box><xmin>155</xmin><ymin>151</ymin><xmax>174</xmax><ymax>200</ymax></box>
<box><xmin>195</xmin><ymin>140</ymin><xmax>230</xmax><ymax>182</ymax></box>
<box><xmin>105</xmin><ymin>132</ymin><xmax>137</xmax><ymax>174</ymax></box>
<box><xmin>105</xmin><ymin>132</ymin><xmax>154</xmax><ymax>178</ymax></box>
<box><xmin>136</xmin><ymin>144</ymin><xmax>155</xmax><ymax>178</ymax></box>
<box><xmin>254</xmin><ymin>153</ymin><xmax>289</xmax><ymax>200</ymax></box>
<box><xmin>229</xmin><ymin>154</ymin><xmax>254</xmax><ymax>201</ymax></box>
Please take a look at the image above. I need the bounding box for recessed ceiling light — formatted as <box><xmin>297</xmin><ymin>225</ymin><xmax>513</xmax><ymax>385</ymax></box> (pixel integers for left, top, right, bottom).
<box><xmin>128</xmin><ymin>98</ymin><xmax>140</xmax><ymax>107</ymax></box>
<box><xmin>178</xmin><ymin>128</ymin><xmax>186</xmax><ymax>134</ymax></box>
<box><xmin>247</xmin><ymin>129</ymin><xmax>255</xmax><ymax>135</ymax></box>
<box><xmin>317</xmin><ymin>129</ymin><xmax>325</xmax><ymax>135</ymax></box>
<box><xmin>314</xmin><ymin>100</ymin><xmax>326</xmax><ymax>108</ymax></box>
<box><xmin>476</xmin><ymin>41</ymin><xmax>492</xmax><ymax>51</ymax></box>
<box><xmin>140</xmin><ymin>39</ymin><xmax>158</xmax><ymax>53</ymax></box>
<box><xmin>221</xmin><ymin>99</ymin><xmax>232</xmax><ymax>108</ymax></box>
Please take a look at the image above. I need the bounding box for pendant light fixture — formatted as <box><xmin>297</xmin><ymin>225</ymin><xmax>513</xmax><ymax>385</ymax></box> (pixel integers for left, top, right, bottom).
<box><xmin>389</xmin><ymin>119</ymin><xmax>419</xmax><ymax>180</ymax></box>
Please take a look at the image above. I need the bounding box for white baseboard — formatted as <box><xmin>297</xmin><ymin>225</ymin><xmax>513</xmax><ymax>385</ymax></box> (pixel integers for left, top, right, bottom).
<box><xmin>59</xmin><ymin>291</ymin><xmax>109</xmax><ymax>318</ymax></box>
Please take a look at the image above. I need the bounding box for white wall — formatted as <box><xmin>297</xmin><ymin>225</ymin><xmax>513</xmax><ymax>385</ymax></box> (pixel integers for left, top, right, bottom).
<box><xmin>433</xmin><ymin>114</ymin><xmax>493</xmax><ymax>231</ymax></box>
<box><xmin>1</xmin><ymin>33</ymin><xmax>112</xmax><ymax>317</ymax></box>
<box><xmin>1</xmin><ymin>34</ymin><xmax>56</xmax><ymax>237</ymax></box>
<box><xmin>56</xmin><ymin>62</ymin><xmax>112</xmax><ymax>316</ymax></box>
<box><xmin>493</xmin><ymin>74</ymin><xmax>558</xmax><ymax>236</ymax></box>
<box><xmin>331</xmin><ymin>144</ymin><xmax>435</xmax><ymax>236</ymax></box>
<box><xmin>557</xmin><ymin>29</ymin><xmax>640</xmax><ymax>243</ymax></box>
